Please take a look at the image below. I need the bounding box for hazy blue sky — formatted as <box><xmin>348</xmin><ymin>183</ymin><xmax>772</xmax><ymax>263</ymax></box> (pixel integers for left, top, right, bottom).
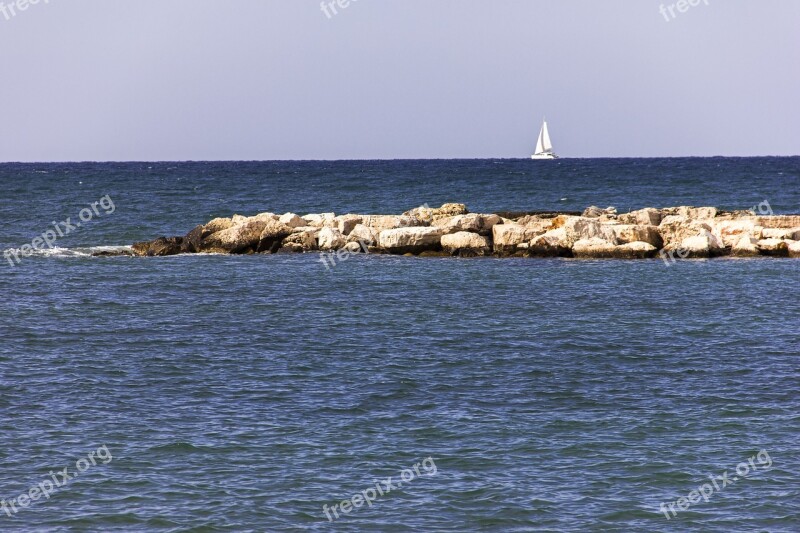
<box><xmin>1</xmin><ymin>0</ymin><xmax>798</xmax><ymax>160</ymax></box>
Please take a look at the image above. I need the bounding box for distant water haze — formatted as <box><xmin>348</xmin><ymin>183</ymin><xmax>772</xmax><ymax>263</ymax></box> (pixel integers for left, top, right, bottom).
<box><xmin>0</xmin><ymin>0</ymin><xmax>798</xmax><ymax>161</ymax></box>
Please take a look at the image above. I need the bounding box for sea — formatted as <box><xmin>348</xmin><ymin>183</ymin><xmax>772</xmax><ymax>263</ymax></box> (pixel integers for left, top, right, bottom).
<box><xmin>1</xmin><ymin>158</ymin><xmax>798</xmax><ymax>532</ymax></box>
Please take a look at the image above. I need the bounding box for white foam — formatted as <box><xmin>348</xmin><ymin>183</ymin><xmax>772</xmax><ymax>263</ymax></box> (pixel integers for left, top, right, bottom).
<box><xmin>3</xmin><ymin>245</ymin><xmax>133</xmax><ymax>259</ymax></box>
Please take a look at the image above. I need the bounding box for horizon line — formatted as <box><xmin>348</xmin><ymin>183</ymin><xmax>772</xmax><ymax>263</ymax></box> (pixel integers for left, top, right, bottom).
<box><xmin>2</xmin><ymin>155</ymin><xmax>799</xmax><ymax>164</ymax></box>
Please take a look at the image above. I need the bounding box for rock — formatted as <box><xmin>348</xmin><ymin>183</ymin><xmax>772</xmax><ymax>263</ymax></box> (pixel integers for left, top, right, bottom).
<box><xmin>612</xmin><ymin>224</ymin><xmax>663</xmax><ymax>248</ymax></box>
<box><xmin>582</xmin><ymin>206</ymin><xmax>616</xmax><ymax>218</ymax></box>
<box><xmin>204</xmin><ymin>217</ymin><xmax>235</xmax><ymax>235</ymax></box>
<box><xmin>200</xmin><ymin>219</ymin><xmax>268</xmax><ymax>254</ymax></box>
<box><xmin>256</xmin><ymin>220</ymin><xmax>294</xmax><ymax>253</ymax></box>
<box><xmin>528</xmin><ymin>228</ymin><xmax>572</xmax><ymax>257</ymax></box>
<box><xmin>761</xmin><ymin>228</ymin><xmax>800</xmax><ymax>240</ymax></box>
<box><xmin>347</xmin><ymin>224</ymin><xmax>378</xmax><ymax>245</ymax></box>
<box><xmin>404</xmin><ymin>203</ymin><xmax>469</xmax><ymax>223</ymax></box>
<box><xmin>572</xmin><ymin>238</ymin><xmax>618</xmax><ymax>258</ymax></box>
<box><xmin>403</xmin><ymin>205</ymin><xmax>434</xmax><ymax>221</ymax></box>
<box><xmin>378</xmin><ymin>227</ymin><xmax>443</xmax><ymax>254</ymax></box>
<box><xmin>362</xmin><ymin>215</ymin><xmax>425</xmax><ymax>234</ymax></box>
<box><xmin>92</xmin><ymin>248</ymin><xmax>134</xmax><ymax>257</ymax></box>
<box><xmin>433</xmin><ymin>213</ymin><xmax>501</xmax><ymax>236</ymax></box>
<box><xmin>281</xmin><ymin>230</ymin><xmax>317</xmax><ymax>252</ymax></box>
<box><xmin>182</xmin><ymin>225</ymin><xmax>205</xmax><ymax>253</ymax></box>
<box><xmin>563</xmin><ymin>217</ymin><xmax>618</xmax><ymax>246</ymax></box>
<box><xmin>754</xmin><ymin>215</ymin><xmax>800</xmax><ymax>229</ymax></box>
<box><xmin>492</xmin><ymin>224</ymin><xmax>541</xmax><ymax>254</ymax></box>
<box><xmin>437</xmin><ymin>203</ymin><xmax>469</xmax><ymax>216</ymax></box>
<box><xmin>255</xmin><ymin>212</ymin><xmax>280</xmax><ymax>222</ymax></box>
<box><xmin>661</xmin><ymin>205</ymin><xmax>719</xmax><ymax>220</ymax></box>
<box><xmin>711</xmin><ymin>219</ymin><xmax>762</xmax><ymax>247</ymax></box>
<box><xmin>318</xmin><ymin>228</ymin><xmax>347</xmax><ymax>251</ymax></box>
<box><xmin>675</xmin><ymin>206</ymin><xmax>718</xmax><ymax>220</ymax></box>
<box><xmin>582</xmin><ymin>206</ymin><xmax>605</xmax><ymax>218</ymax></box>
<box><xmin>548</xmin><ymin>215</ymin><xmax>570</xmax><ymax>229</ymax></box>
<box><xmin>675</xmin><ymin>232</ymin><xmax>724</xmax><ymax>258</ymax></box>
<box><xmin>515</xmin><ymin>215</ymin><xmax>556</xmax><ymax>234</ymax></box>
<box><xmin>731</xmin><ymin>234</ymin><xmax>759</xmax><ymax>257</ymax></box>
<box><xmin>336</xmin><ymin>214</ymin><xmax>363</xmax><ymax>235</ymax></box>
<box><xmin>659</xmin><ymin>233</ymin><xmax>721</xmax><ymax>261</ymax></box>
<box><xmin>618</xmin><ymin>241</ymin><xmax>658</xmax><ymax>259</ymax></box>
<box><xmin>618</xmin><ymin>208</ymin><xmax>662</xmax><ymax>226</ymax></box>
<box><xmin>302</xmin><ymin>213</ymin><xmax>336</xmax><ymax>228</ymax></box>
<box><xmin>279</xmin><ymin>213</ymin><xmax>305</xmax><ymax>228</ymax></box>
<box><xmin>441</xmin><ymin>232</ymin><xmax>491</xmax><ymax>256</ymax></box>
<box><xmin>132</xmin><ymin>236</ymin><xmax>184</xmax><ymax>257</ymax></box>
<box><xmin>658</xmin><ymin>215</ymin><xmax>714</xmax><ymax>247</ymax></box>
<box><xmin>233</xmin><ymin>213</ymin><xmax>277</xmax><ymax>225</ymax></box>
<box><xmin>756</xmin><ymin>238</ymin><xmax>789</xmax><ymax>257</ymax></box>
<box><xmin>725</xmin><ymin>209</ymin><xmax>758</xmax><ymax>219</ymax></box>
<box><xmin>788</xmin><ymin>240</ymin><xmax>800</xmax><ymax>257</ymax></box>
<box><xmin>292</xmin><ymin>226</ymin><xmax>320</xmax><ymax>235</ymax></box>
<box><xmin>131</xmin><ymin>241</ymin><xmax>150</xmax><ymax>256</ymax></box>
<box><xmin>573</xmin><ymin>238</ymin><xmax>657</xmax><ymax>259</ymax></box>
<box><xmin>343</xmin><ymin>241</ymin><xmax>366</xmax><ymax>253</ymax></box>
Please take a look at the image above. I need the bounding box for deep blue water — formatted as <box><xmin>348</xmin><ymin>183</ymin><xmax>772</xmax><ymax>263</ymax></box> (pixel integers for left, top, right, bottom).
<box><xmin>1</xmin><ymin>159</ymin><xmax>799</xmax><ymax>531</ymax></box>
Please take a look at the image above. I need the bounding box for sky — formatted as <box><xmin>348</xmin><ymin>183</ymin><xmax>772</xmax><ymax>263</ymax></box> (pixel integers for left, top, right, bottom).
<box><xmin>1</xmin><ymin>0</ymin><xmax>798</xmax><ymax>161</ymax></box>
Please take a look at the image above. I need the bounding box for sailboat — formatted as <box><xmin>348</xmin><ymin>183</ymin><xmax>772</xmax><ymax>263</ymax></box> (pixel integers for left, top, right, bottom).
<box><xmin>531</xmin><ymin>119</ymin><xmax>558</xmax><ymax>159</ymax></box>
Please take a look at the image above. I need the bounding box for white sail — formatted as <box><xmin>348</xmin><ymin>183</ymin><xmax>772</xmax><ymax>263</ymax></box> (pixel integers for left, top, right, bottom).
<box><xmin>532</xmin><ymin>119</ymin><xmax>557</xmax><ymax>159</ymax></box>
<box><xmin>541</xmin><ymin>121</ymin><xmax>553</xmax><ymax>152</ymax></box>
<box><xmin>535</xmin><ymin>127</ymin><xmax>546</xmax><ymax>155</ymax></box>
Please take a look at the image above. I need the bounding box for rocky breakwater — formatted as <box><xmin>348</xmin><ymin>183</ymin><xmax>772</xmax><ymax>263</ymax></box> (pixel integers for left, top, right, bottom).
<box><xmin>130</xmin><ymin>203</ymin><xmax>800</xmax><ymax>260</ymax></box>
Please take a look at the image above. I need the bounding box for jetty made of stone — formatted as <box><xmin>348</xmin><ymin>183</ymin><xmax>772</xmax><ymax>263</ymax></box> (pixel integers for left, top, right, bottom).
<box><xmin>130</xmin><ymin>203</ymin><xmax>800</xmax><ymax>259</ymax></box>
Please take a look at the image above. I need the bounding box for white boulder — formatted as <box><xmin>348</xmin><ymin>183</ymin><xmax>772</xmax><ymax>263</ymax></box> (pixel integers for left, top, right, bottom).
<box><xmin>318</xmin><ymin>227</ymin><xmax>347</xmax><ymax>251</ymax></box>
<box><xmin>756</xmin><ymin>238</ymin><xmax>789</xmax><ymax>256</ymax></box>
<box><xmin>347</xmin><ymin>224</ymin><xmax>378</xmax><ymax>245</ymax></box>
<box><xmin>302</xmin><ymin>213</ymin><xmax>337</xmax><ymax>228</ymax></box>
<box><xmin>279</xmin><ymin>213</ymin><xmax>305</xmax><ymax>228</ymax></box>
<box><xmin>378</xmin><ymin>227</ymin><xmax>443</xmax><ymax>254</ymax></box>
<box><xmin>731</xmin><ymin>234</ymin><xmax>759</xmax><ymax>257</ymax></box>
<box><xmin>612</xmin><ymin>224</ymin><xmax>662</xmax><ymax>248</ymax></box>
<box><xmin>563</xmin><ymin>217</ymin><xmax>618</xmax><ymax>246</ymax></box>
<box><xmin>441</xmin><ymin>232</ymin><xmax>491</xmax><ymax>256</ymax></box>
<box><xmin>434</xmin><ymin>213</ymin><xmax>501</xmax><ymax>235</ymax></box>
<box><xmin>336</xmin><ymin>214</ymin><xmax>363</xmax><ymax>235</ymax></box>
<box><xmin>362</xmin><ymin>215</ymin><xmax>425</xmax><ymax>234</ymax></box>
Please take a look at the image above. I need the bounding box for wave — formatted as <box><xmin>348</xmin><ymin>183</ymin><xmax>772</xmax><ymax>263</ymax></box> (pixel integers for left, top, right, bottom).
<box><xmin>3</xmin><ymin>245</ymin><xmax>134</xmax><ymax>259</ymax></box>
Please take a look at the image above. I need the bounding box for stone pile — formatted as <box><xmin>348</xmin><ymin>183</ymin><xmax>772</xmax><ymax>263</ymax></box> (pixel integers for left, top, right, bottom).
<box><xmin>130</xmin><ymin>203</ymin><xmax>800</xmax><ymax>259</ymax></box>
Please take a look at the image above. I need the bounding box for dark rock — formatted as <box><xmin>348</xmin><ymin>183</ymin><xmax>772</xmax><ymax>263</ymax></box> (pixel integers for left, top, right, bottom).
<box><xmin>182</xmin><ymin>225</ymin><xmax>205</xmax><ymax>253</ymax></box>
<box><xmin>92</xmin><ymin>249</ymin><xmax>134</xmax><ymax>257</ymax></box>
<box><xmin>132</xmin><ymin>236</ymin><xmax>184</xmax><ymax>257</ymax></box>
<box><xmin>255</xmin><ymin>220</ymin><xmax>294</xmax><ymax>253</ymax></box>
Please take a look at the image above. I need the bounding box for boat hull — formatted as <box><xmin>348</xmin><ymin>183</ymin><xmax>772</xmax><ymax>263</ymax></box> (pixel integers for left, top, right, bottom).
<box><xmin>530</xmin><ymin>153</ymin><xmax>558</xmax><ymax>160</ymax></box>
